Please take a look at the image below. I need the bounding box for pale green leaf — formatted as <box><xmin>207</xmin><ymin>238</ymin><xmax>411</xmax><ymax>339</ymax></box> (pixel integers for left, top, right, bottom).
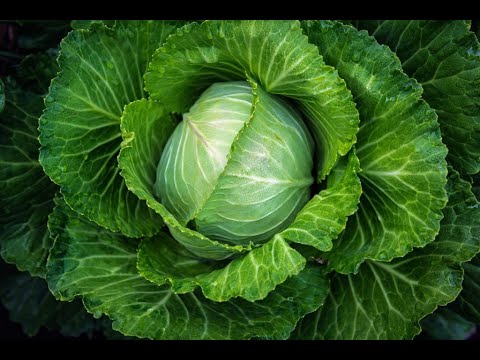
<box><xmin>194</xmin><ymin>82</ymin><xmax>314</xmax><ymax>245</ymax></box>
<box><xmin>119</xmin><ymin>99</ymin><xmax>249</xmax><ymax>260</ymax></box>
<box><xmin>145</xmin><ymin>20</ymin><xmax>359</xmax><ymax>181</ymax></box>
<box><xmin>155</xmin><ymin>81</ymin><xmax>253</xmax><ymax>225</ymax></box>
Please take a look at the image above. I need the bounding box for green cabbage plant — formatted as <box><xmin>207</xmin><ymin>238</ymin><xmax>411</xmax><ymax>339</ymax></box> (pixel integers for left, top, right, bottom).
<box><xmin>1</xmin><ymin>19</ymin><xmax>479</xmax><ymax>340</ymax></box>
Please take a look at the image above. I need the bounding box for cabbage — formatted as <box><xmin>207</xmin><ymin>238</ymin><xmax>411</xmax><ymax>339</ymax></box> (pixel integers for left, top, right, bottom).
<box><xmin>1</xmin><ymin>19</ymin><xmax>479</xmax><ymax>340</ymax></box>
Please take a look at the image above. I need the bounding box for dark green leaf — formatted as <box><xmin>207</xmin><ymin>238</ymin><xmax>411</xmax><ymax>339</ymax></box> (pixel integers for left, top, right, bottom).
<box><xmin>302</xmin><ymin>20</ymin><xmax>448</xmax><ymax>274</ymax></box>
<box><xmin>452</xmin><ymin>255</ymin><xmax>480</xmax><ymax>323</ymax></box>
<box><xmin>0</xmin><ymin>260</ymin><xmax>113</xmax><ymax>337</ymax></box>
<box><xmin>39</xmin><ymin>20</ymin><xmax>183</xmax><ymax>237</ymax></box>
<box><xmin>420</xmin><ymin>307</ymin><xmax>476</xmax><ymax>340</ymax></box>
<box><xmin>352</xmin><ymin>20</ymin><xmax>480</xmax><ymax>176</ymax></box>
<box><xmin>294</xmin><ymin>170</ymin><xmax>480</xmax><ymax>339</ymax></box>
<box><xmin>0</xmin><ymin>55</ymin><xmax>58</xmax><ymax>276</ymax></box>
<box><xmin>47</xmin><ymin>198</ymin><xmax>329</xmax><ymax>340</ymax></box>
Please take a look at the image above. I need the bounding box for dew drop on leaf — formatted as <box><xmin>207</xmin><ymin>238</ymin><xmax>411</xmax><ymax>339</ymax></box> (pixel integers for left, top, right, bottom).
<box><xmin>446</xmin><ymin>273</ymin><xmax>458</xmax><ymax>287</ymax></box>
<box><xmin>378</xmin><ymin>252</ymin><xmax>387</xmax><ymax>260</ymax></box>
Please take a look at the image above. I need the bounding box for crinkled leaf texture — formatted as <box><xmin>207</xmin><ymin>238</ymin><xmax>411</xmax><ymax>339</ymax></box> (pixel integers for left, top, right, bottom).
<box><xmin>294</xmin><ymin>170</ymin><xmax>480</xmax><ymax>339</ymax></box>
<box><xmin>119</xmin><ymin>20</ymin><xmax>362</xmax><ymax>302</ymax></box>
<box><xmin>3</xmin><ymin>19</ymin><xmax>476</xmax><ymax>341</ymax></box>
<box><xmin>119</xmin><ymin>95</ymin><xmax>359</xmax><ymax>301</ymax></box>
<box><xmin>118</xmin><ymin>99</ymin><xmax>247</xmax><ymax>260</ymax></box>
<box><xmin>302</xmin><ymin>20</ymin><xmax>448</xmax><ymax>274</ymax></box>
<box><xmin>280</xmin><ymin>150</ymin><xmax>361</xmax><ymax>252</ymax></box>
<box><xmin>39</xmin><ymin>20</ymin><xmax>183</xmax><ymax>237</ymax></box>
<box><xmin>445</xmin><ymin>255</ymin><xmax>480</xmax><ymax>324</ymax></box>
<box><xmin>351</xmin><ymin>20</ymin><xmax>480</xmax><ymax>176</ymax></box>
<box><xmin>145</xmin><ymin>20</ymin><xmax>359</xmax><ymax>182</ymax></box>
<box><xmin>137</xmin><ymin>233</ymin><xmax>306</xmax><ymax>302</ymax></box>
<box><xmin>0</xmin><ymin>54</ymin><xmax>58</xmax><ymax>277</ymax></box>
<box><xmin>46</xmin><ymin>197</ymin><xmax>329</xmax><ymax>340</ymax></box>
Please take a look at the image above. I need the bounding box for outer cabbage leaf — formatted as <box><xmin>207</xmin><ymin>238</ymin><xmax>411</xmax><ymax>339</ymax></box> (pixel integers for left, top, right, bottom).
<box><xmin>0</xmin><ymin>260</ymin><xmax>113</xmax><ymax>338</ymax></box>
<box><xmin>39</xmin><ymin>20</ymin><xmax>183</xmax><ymax>237</ymax></box>
<box><xmin>46</xmin><ymin>197</ymin><xmax>329</xmax><ymax>340</ymax></box>
<box><xmin>302</xmin><ymin>20</ymin><xmax>448</xmax><ymax>273</ymax></box>
<box><xmin>352</xmin><ymin>20</ymin><xmax>480</xmax><ymax>176</ymax></box>
<box><xmin>420</xmin><ymin>307</ymin><xmax>477</xmax><ymax>340</ymax></box>
<box><xmin>0</xmin><ymin>54</ymin><xmax>58</xmax><ymax>277</ymax></box>
<box><xmin>294</xmin><ymin>170</ymin><xmax>480</xmax><ymax>339</ymax></box>
<box><xmin>451</xmin><ymin>254</ymin><xmax>480</xmax><ymax>323</ymax></box>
